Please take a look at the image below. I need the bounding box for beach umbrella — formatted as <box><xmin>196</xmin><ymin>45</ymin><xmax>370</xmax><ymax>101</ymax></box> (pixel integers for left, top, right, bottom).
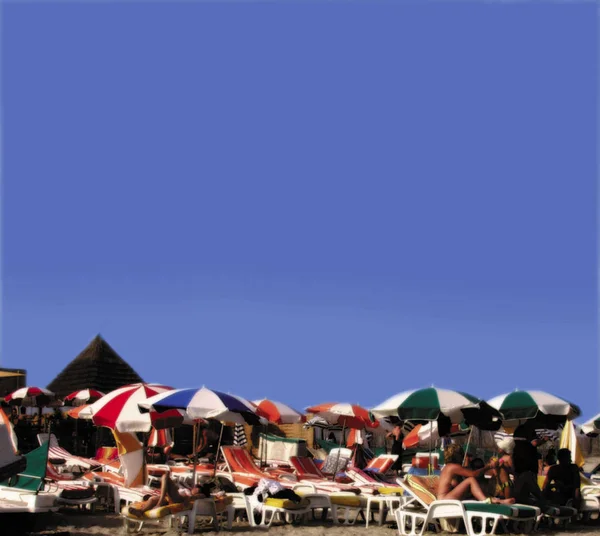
<box><xmin>139</xmin><ymin>387</ymin><xmax>261</xmax><ymax>424</ymax></box>
<box><xmin>233</xmin><ymin>424</ymin><xmax>248</xmax><ymax>447</ymax></box>
<box><xmin>306</xmin><ymin>403</ymin><xmax>379</xmax><ymax>430</ymax></box>
<box><xmin>488</xmin><ymin>390</ymin><xmax>580</xmax><ymax>424</ymax></box>
<box><xmin>5</xmin><ymin>386</ymin><xmax>56</xmax><ymax>407</ymax></box>
<box><xmin>303</xmin><ymin>415</ymin><xmax>343</xmax><ymax>430</ymax></box>
<box><xmin>252</xmin><ymin>399</ymin><xmax>305</xmax><ymax>467</ymax></box>
<box><xmin>89</xmin><ymin>383</ymin><xmax>173</xmax><ymax>433</ymax></box>
<box><xmin>581</xmin><ymin>413</ymin><xmax>600</xmax><ymax>436</ymax></box>
<box><xmin>252</xmin><ymin>399</ymin><xmax>305</xmax><ymax>425</ymax></box>
<box><xmin>372</xmin><ymin>387</ymin><xmax>494</xmax><ymax>473</ymax></box>
<box><xmin>371</xmin><ymin>387</ymin><xmax>484</xmax><ymax>423</ymax></box>
<box><xmin>139</xmin><ymin>387</ymin><xmax>262</xmax><ymax>480</ymax></box>
<box><xmin>560</xmin><ymin>420</ymin><xmax>585</xmax><ymax>467</ymax></box>
<box><xmin>402</xmin><ymin>421</ymin><xmax>468</xmax><ymax>449</ymax></box>
<box><xmin>67</xmin><ymin>404</ymin><xmax>93</xmax><ymax>420</ymax></box>
<box><xmin>0</xmin><ymin>408</ymin><xmax>18</xmax><ymax>453</ymax></box>
<box><xmin>306</xmin><ymin>402</ymin><xmax>378</xmax><ymax>479</ymax></box>
<box><xmin>64</xmin><ymin>389</ymin><xmax>105</xmax><ymax>406</ymax></box>
<box><xmin>148</xmin><ymin>428</ymin><xmax>174</xmax><ymax>449</ymax></box>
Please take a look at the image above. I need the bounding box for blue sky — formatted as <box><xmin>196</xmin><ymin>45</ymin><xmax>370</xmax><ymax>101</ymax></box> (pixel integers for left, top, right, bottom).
<box><xmin>1</xmin><ymin>2</ymin><xmax>597</xmax><ymax>419</ymax></box>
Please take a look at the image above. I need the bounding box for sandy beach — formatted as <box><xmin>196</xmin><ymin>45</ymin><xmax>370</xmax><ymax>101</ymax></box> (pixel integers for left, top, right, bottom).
<box><xmin>4</xmin><ymin>509</ymin><xmax>599</xmax><ymax>536</ymax></box>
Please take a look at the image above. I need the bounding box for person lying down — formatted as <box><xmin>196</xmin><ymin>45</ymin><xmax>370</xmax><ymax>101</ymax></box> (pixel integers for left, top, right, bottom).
<box><xmin>128</xmin><ymin>473</ymin><xmax>217</xmax><ymax>517</ymax></box>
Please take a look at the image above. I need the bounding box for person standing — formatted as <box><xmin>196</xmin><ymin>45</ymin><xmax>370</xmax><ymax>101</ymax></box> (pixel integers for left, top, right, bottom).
<box><xmin>512</xmin><ymin>421</ymin><xmax>549</xmax><ymax>506</ymax></box>
<box><xmin>387</xmin><ymin>423</ymin><xmax>404</xmax><ymax>474</ymax></box>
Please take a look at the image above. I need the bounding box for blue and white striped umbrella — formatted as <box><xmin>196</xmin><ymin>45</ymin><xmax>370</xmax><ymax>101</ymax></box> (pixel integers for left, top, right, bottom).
<box><xmin>139</xmin><ymin>387</ymin><xmax>261</xmax><ymax>425</ymax></box>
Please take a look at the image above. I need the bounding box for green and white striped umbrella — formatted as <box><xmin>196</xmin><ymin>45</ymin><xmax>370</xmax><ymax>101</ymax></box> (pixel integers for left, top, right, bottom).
<box><xmin>581</xmin><ymin>413</ymin><xmax>600</xmax><ymax>436</ymax></box>
<box><xmin>371</xmin><ymin>387</ymin><xmax>482</xmax><ymax>423</ymax></box>
<box><xmin>488</xmin><ymin>390</ymin><xmax>580</xmax><ymax>422</ymax></box>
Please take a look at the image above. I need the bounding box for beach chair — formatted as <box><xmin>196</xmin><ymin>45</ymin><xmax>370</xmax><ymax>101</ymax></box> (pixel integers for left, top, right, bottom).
<box><xmin>37</xmin><ymin>433</ymin><xmax>102</xmax><ymax>472</ymax></box>
<box><xmin>242</xmin><ymin>493</ymin><xmax>310</xmax><ymax>528</ymax></box>
<box><xmin>346</xmin><ymin>466</ymin><xmax>401</xmax><ymax>488</ymax></box>
<box><xmin>396</xmin><ymin>474</ymin><xmax>539</xmax><ymax>536</ymax></box>
<box><xmin>0</xmin><ymin>441</ymin><xmax>60</xmax><ymax>513</ymax></box>
<box><xmin>220</xmin><ymin>446</ymin><xmax>296</xmax><ymax>490</ymax></box>
<box><xmin>320</xmin><ymin>448</ymin><xmax>353</xmax><ymax>477</ymax></box>
<box><xmin>122</xmin><ymin>497</ymin><xmax>233</xmax><ymax>534</ymax></box>
<box><xmin>366</xmin><ymin>454</ymin><xmax>398</xmax><ymax>475</ymax></box>
<box><xmin>44</xmin><ymin>460</ymin><xmax>97</xmax><ymax>510</ymax></box>
<box><xmin>289</xmin><ymin>456</ymin><xmax>363</xmax><ymax>493</ymax></box>
<box><xmin>291</xmin><ymin>482</ymin><xmax>367</xmax><ymax>525</ymax></box>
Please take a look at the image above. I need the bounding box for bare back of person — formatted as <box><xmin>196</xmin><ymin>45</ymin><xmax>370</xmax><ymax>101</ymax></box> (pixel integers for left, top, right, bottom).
<box><xmin>438</xmin><ymin>462</ymin><xmax>515</xmax><ymax>504</ymax></box>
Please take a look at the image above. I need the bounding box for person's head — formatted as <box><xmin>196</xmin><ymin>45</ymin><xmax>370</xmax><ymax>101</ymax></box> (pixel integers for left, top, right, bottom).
<box><xmin>444</xmin><ymin>444</ymin><xmax>464</xmax><ymax>465</ymax></box>
<box><xmin>557</xmin><ymin>448</ymin><xmax>571</xmax><ymax>465</ymax></box>
<box><xmin>496</xmin><ymin>437</ymin><xmax>515</xmax><ymax>456</ymax></box>
<box><xmin>471</xmin><ymin>457</ymin><xmax>485</xmax><ymax>470</ymax></box>
<box><xmin>393</xmin><ymin>424</ymin><xmax>402</xmax><ymax>435</ymax></box>
<box><xmin>544</xmin><ymin>451</ymin><xmax>557</xmax><ymax>466</ymax></box>
<box><xmin>11</xmin><ymin>407</ymin><xmax>17</xmax><ymax>415</ymax></box>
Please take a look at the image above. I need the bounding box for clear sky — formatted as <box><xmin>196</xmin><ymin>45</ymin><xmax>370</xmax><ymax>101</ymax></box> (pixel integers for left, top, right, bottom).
<box><xmin>1</xmin><ymin>1</ymin><xmax>597</xmax><ymax>420</ymax></box>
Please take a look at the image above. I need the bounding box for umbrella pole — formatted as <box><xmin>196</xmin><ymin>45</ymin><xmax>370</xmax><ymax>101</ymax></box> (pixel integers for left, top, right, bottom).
<box><xmin>332</xmin><ymin>422</ymin><xmax>345</xmax><ymax>482</ymax></box>
<box><xmin>213</xmin><ymin>422</ymin><xmax>224</xmax><ymax>479</ymax></box>
<box><xmin>192</xmin><ymin>422</ymin><xmax>198</xmax><ymax>486</ymax></box>
<box><xmin>462</xmin><ymin>427</ymin><xmax>474</xmax><ymax>467</ymax></box>
<box><xmin>429</xmin><ymin>421</ymin><xmax>433</xmax><ymax>476</ymax></box>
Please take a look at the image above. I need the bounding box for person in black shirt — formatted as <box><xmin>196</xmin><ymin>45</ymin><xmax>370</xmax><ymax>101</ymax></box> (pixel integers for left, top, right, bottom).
<box><xmin>387</xmin><ymin>423</ymin><xmax>404</xmax><ymax>474</ymax></box>
<box><xmin>512</xmin><ymin>421</ymin><xmax>550</xmax><ymax>506</ymax></box>
<box><xmin>542</xmin><ymin>449</ymin><xmax>581</xmax><ymax>510</ymax></box>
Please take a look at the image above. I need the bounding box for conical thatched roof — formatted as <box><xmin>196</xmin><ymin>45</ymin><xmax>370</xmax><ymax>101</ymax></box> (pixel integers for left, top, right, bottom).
<box><xmin>47</xmin><ymin>335</ymin><xmax>143</xmax><ymax>398</ymax></box>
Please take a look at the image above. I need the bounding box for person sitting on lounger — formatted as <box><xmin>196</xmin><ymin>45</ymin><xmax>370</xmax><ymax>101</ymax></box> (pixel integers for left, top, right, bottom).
<box><xmin>542</xmin><ymin>448</ymin><xmax>581</xmax><ymax>510</ymax></box>
<box><xmin>437</xmin><ymin>444</ymin><xmax>515</xmax><ymax>504</ymax></box>
<box><xmin>542</xmin><ymin>451</ymin><xmax>557</xmax><ymax>475</ymax></box>
<box><xmin>496</xmin><ymin>438</ymin><xmax>515</xmax><ymax>472</ymax></box>
<box><xmin>128</xmin><ymin>473</ymin><xmax>206</xmax><ymax>517</ymax></box>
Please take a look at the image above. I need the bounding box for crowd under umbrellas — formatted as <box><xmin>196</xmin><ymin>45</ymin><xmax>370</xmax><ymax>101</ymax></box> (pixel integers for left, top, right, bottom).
<box><xmin>1</xmin><ymin>382</ymin><xmax>591</xmax><ymax>479</ymax></box>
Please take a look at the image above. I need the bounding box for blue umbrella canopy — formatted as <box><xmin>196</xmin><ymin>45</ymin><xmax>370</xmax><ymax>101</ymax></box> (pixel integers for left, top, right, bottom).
<box><xmin>139</xmin><ymin>386</ymin><xmax>261</xmax><ymax>425</ymax></box>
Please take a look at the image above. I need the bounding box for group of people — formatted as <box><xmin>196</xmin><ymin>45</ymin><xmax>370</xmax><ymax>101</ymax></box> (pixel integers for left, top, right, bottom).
<box><xmin>436</xmin><ymin>421</ymin><xmax>582</xmax><ymax>510</ymax></box>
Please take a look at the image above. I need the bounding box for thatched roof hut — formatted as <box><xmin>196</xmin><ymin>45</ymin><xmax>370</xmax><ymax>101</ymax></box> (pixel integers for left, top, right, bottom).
<box><xmin>47</xmin><ymin>335</ymin><xmax>143</xmax><ymax>398</ymax></box>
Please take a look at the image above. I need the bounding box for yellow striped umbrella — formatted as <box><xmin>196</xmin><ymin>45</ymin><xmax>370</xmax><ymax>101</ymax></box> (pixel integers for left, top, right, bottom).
<box><xmin>559</xmin><ymin>420</ymin><xmax>585</xmax><ymax>468</ymax></box>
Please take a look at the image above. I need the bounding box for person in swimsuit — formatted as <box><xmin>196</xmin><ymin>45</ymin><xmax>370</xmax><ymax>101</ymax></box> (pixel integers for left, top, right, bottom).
<box><xmin>128</xmin><ymin>474</ymin><xmax>205</xmax><ymax>517</ymax></box>
<box><xmin>437</xmin><ymin>444</ymin><xmax>515</xmax><ymax>504</ymax></box>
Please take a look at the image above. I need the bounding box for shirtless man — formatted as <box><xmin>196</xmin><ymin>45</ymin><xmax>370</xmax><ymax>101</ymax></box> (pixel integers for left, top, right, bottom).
<box><xmin>437</xmin><ymin>444</ymin><xmax>515</xmax><ymax>504</ymax></box>
<box><xmin>128</xmin><ymin>473</ymin><xmax>205</xmax><ymax>517</ymax></box>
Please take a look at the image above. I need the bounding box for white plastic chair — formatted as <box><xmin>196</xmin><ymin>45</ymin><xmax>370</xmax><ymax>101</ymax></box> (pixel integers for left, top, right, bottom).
<box><xmin>243</xmin><ymin>494</ymin><xmax>309</xmax><ymax>529</ymax></box>
<box><xmin>395</xmin><ymin>499</ymin><xmax>468</xmax><ymax>536</ymax></box>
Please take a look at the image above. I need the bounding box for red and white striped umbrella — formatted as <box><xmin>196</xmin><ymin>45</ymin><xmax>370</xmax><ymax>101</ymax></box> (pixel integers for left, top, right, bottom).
<box><xmin>306</xmin><ymin>402</ymin><xmax>379</xmax><ymax>430</ymax></box>
<box><xmin>252</xmin><ymin>399</ymin><xmax>305</xmax><ymax>424</ymax></box>
<box><xmin>64</xmin><ymin>389</ymin><xmax>105</xmax><ymax>406</ymax></box>
<box><xmin>149</xmin><ymin>428</ymin><xmax>174</xmax><ymax>448</ymax></box>
<box><xmin>4</xmin><ymin>387</ymin><xmax>56</xmax><ymax>407</ymax></box>
<box><xmin>67</xmin><ymin>404</ymin><xmax>93</xmax><ymax>420</ymax></box>
<box><xmin>89</xmin><ymin>383</ymin><xmax>173</xmax><ymax>433</ymax></box>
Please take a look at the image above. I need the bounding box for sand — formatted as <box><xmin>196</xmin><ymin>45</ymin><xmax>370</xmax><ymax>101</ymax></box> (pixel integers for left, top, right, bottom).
<box><xmin>4</xmin><ymin>509</ymin><xmax>599</xmax><ymax>536</ymax></box>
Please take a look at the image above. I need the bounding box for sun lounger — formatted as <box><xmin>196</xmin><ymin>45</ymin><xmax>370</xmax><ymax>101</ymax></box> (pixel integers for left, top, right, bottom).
<box><xmin>243</xmin><ymin>493</ymin><xmax>310</xmax><ymax>528</ymax></box>
<box><xmin>346</xmin><ymin>467</ymin><xmax>401</xmax><ymax>488</ymax></box>
<box><xmin>366</xmin><ymin>454</ymin><xmax>398</xmax><ymax>475</ymax></box>
<box><xmin>289</xmin><ymin>456</ymin><xmax>366</xmax><ymax>494</ymax></box>
<box><xmin>396</xmin><ymin>474</ymin><xmax>539</xmax><ymax>536</ymax></box>
<box><xmin>220</xmin><ymin>446</ymin><xmax>297</xmax><ymax>489</ymax></box>
<box><xmin>37</xmin><ymin>433</ymin><xmax>102</xmax><ymax>472</ymax></box>
<box><xmin>44</xmin><ymin>461</ymin><xmax>97</xmax><ymax>510</ymax></box>
<box><xmin>122</xmin><ymin>496</ymin><xmax>234</xmax><ymax>534</ymax></box>
<box><xmin>0</xmin><ymin>441</ymin><xmax>60</xmax><ymax>513</ymax></box>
